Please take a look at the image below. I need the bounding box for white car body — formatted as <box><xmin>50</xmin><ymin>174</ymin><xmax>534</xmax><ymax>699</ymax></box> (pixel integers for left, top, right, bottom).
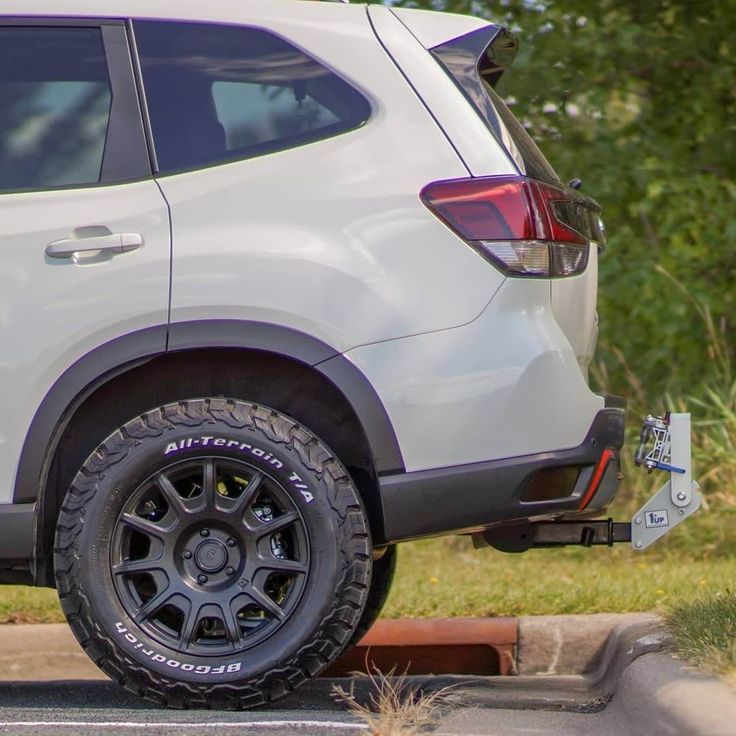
<box><xmin>0</xmin><ymin>0</ymin><xmax>622</xmax><ymax>581</ymax></box>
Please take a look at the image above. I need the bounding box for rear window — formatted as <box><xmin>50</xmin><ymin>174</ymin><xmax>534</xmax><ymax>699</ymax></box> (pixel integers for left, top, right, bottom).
<box><xmin>480</xmin><ymin>81</ymin><xmax>560</xmax><ymax>185</ymax></box>
<box><xmin>133</xmin><ymin>20</ymin><xmax>372</xmax><ymax>174</ymax></box>
<box><xmin>432</xmin><ymin>29</ymin><xmax>560</xmax><ymax>185</ymax></box>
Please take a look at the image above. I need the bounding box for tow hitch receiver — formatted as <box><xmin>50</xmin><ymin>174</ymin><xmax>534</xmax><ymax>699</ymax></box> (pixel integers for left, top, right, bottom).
<box><xmin>477</xmin><ymin>413</ymin><xmax>701</xmax><ymax>553</ymax></box>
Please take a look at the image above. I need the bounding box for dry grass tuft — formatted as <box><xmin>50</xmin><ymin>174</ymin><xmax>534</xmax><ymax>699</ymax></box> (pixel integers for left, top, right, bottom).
<box><xmin>331</xmin><ymin>662</ymin><xmax>455</xmax><ymax>736</ymax></box>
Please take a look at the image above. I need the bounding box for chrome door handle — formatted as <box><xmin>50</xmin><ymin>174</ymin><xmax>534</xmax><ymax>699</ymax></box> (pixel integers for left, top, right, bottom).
<box><xmin>46</xmin><ymin>233</ymin><xmax>143</xmax><ymax>258</ymax></box>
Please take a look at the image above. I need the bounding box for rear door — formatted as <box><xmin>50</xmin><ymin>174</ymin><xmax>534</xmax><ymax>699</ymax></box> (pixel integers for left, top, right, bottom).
<box><xmin>0</xmin><ymin>20</ymin><xmax>171</xmax><ymax>505</ymax></box>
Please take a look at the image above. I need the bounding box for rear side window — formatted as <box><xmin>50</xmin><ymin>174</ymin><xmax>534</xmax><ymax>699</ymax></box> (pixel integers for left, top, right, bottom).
<box><xmin>481</xmin><ymin>82</ymin><xmax>559</xmax><ymax>185</ymax></box>
<box><xmin>0</xmin><ymin>27</ymin><xmax>112</xmax><ymax>192</ymax></box>
<box><xmin>134</xmin><ymin>21</ymin><xmax>372</xmax><ymax>174</ymax></box>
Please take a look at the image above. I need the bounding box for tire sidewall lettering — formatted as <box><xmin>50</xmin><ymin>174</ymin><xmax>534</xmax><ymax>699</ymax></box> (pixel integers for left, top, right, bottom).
<box><xmin>163</xmin><ymin>435</ymin><xmax>315</xmax><ymax>504</ymax></box>
<box><xmin>71</xmin><ymin>404</ymin><xmax>349</xmax><ymax>685</ymax></box>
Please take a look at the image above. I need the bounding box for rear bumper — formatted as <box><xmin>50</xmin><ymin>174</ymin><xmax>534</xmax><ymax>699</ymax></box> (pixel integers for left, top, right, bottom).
<box><xmin>379</xmin><ymin>400</ymin><xmax>625</xmax><ymax>542</ymax></box>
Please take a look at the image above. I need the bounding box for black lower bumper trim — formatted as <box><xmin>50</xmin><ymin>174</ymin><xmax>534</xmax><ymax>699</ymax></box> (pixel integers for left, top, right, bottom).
<box><xmin>379</xmin><ymin>408</ymin><xmax>625</xmax><ymax>542</ymax></box>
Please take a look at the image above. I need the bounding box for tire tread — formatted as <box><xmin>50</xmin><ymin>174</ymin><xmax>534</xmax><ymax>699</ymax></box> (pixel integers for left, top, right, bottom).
<box><xmin>54</xmin><ymin>398</ymin><xmax>370</xmax><ymax>709</ymax></box>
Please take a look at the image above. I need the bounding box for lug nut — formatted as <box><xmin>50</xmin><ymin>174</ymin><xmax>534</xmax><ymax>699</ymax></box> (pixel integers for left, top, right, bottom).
<box><xmin>225</xmin><ymin>566</ymin><xmax>235</xmax><ymax>576</ymax></box>
<box><xmin>227</xmin><ymin>538</ymin><xmax>237</xmax><ymax>547</ymax></box>
<box><xmin>183</xmin><ymin>550</ymin><xmax>192</xmax><ymax>559</ymax></box>
<box><xmin>200</xmin><ymin>528</ymin><xmax>210</xmax><ymax>537</ymax></box>
<box><xmin>197</xmin><ymin>574</ymin><xmax>208</xmax><ymax>584</ymax></box>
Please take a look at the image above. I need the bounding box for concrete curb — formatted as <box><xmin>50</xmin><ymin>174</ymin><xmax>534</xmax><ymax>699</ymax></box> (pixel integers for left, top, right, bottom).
<box><xmin>615</xmin><ymin>652</ymin><xmax>736</xmax><ymax>736</ymax></box>
<box><xmin>411</xmin><ymin>616</ymin><xmax>670</xmax><ymax>711</ymax></box>
<box><xmin>411</xmin><ymin>618</ymin><xmax>736</xmax><ymax>736</ymax></box>
<box><xmin>0</xmin><ymin>616</ymin><xmax>734</xmax><ymax>736</ymax></box>
<box><xmin>517</xmin><ymin>612</ymin><xmax>659</xmax><ymax>675</ymax></box>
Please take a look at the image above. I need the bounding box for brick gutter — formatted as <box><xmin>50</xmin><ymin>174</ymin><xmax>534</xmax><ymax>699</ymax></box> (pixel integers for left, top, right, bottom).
<box><xmin>324</xmin><ymin>617</ymin><xmax>517</xmax><ymax>677</ymax></box>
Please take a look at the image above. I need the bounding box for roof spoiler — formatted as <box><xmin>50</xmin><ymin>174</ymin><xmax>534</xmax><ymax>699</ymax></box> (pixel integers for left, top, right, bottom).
<box><xmin>430</xmin><ymin>25</ymin><xmax>519</xmax><ymax>88</ymax></box>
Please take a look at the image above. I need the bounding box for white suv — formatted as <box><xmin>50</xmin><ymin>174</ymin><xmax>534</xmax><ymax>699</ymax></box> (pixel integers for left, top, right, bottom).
<box><xmin>0</xmin><ymin>0</ymin><xmax>623</xmax><ymax>708</ymax></box>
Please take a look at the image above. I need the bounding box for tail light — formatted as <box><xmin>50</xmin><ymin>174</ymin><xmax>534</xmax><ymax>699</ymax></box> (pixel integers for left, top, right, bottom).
<box><xmin>420</xmin><ymin>175</ymin><xmax>605</xmax><ymax>278</ymax></box>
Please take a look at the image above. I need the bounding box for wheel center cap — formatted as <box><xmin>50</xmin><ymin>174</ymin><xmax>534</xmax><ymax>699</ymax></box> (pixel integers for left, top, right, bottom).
<box><xmin>195</xmin><ymin>540</ymin><xmax>228</xmax><ymax>573</ymax></box>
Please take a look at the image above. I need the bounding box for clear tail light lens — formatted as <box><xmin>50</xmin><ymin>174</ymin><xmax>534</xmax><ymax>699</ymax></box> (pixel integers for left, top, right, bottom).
<box><xmin>480</xmin><ymin>240</ymin><xmax>549</xmax><ymax>276</ymax></box>
<box><xmin>420</xmin><ymin>175</ymin><xmax>605</xmax><ymax>278</ymax></box>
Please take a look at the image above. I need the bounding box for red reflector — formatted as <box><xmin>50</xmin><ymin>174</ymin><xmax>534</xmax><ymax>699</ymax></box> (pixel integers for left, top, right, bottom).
<box><xmin>578</xmin><ymin>449</ymin><xmax>616</xmax><ymax>511</ymax></box>
<box><xmin>420</xmin><ymin>175</ymin><xmax>589</xmax><ymax>245</ymax></box>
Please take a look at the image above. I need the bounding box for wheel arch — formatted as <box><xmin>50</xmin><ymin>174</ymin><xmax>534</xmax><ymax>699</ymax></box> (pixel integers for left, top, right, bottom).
<box><xmin>17</xmin><ymin>321</ymin><xmax>403</xmax><ymax>585</ymax></box>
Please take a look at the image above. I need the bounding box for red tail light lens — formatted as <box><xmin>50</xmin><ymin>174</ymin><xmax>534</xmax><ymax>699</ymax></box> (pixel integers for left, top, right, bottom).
<box><xmin>420</xmin><ymin>175</ymin><xmax>604</xmax><ymax>277</ymax></box>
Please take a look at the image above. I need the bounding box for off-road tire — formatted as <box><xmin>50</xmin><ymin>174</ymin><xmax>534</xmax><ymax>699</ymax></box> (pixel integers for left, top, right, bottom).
<box><xmin>54</xmin><ymin>398</ymin><xmax>371</xmax><ymax>709</ymax></box>
<box><xmin>348</xmin><ymin>545</ymin><xmax>397</xmax><ymax>646</ymax></box>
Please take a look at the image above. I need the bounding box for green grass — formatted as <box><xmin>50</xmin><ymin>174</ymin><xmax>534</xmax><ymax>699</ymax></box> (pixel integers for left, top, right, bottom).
<box><xmin>0</xmin><ymin>529</ymin><xmax>734</xmax><ymax>624</ymax></box>
<box><xmin>0</xmin><ymin>585</ymin><xmax>62</xmax><ymax>623</ymax></box>
<box><xmin>668</xmin><ymin>589</ymin><xmax>736</xmax><ymax>681</ymax></box>
<box><xmin>383</xmin><ymin>535</ymin><xmax>736</xmax><ymax>618</ymax></box>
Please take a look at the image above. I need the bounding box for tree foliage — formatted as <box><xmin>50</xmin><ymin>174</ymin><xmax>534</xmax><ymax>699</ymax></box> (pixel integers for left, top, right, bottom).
<box><xmin>388</xmin><ymin>0</ymin><xmax>736</xmax><ymax>397</ymax></box>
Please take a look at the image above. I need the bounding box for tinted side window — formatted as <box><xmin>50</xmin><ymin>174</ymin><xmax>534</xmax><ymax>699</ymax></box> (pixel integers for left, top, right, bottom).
<box><xmin>134</xmin><ymin>21</ymin><xmax>371</xmax><ymax>173</ymax></box>
<box><xmin>0</xmin><ymin>27</ymin><xmax>112</xmax><ymax>192</ymax></box>
<box><xmin>483</xmin><ymin>82</ymin><xmax>560</xmax><ymax>185</ymax></box>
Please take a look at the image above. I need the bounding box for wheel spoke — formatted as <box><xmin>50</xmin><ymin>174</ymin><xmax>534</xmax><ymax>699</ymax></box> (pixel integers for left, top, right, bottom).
<box><xmin>217</xmin><ymin>472</ymin><xmax>263</xmax><ymax>516</ymax></box>
<box><xmin>112</xmin><ymin>535</ymin><xmax>165</xmax><ymax>576</ymax></box>
<box><xmin>120</xmin><ymin>512</ymin><xmax>174</xmax><ymax>541</ymax></box>
<box><xmin>180</xmin><ymin>602</ymin><xmax>203</xmax><ymax>651</ymax></box>
<box><xmin>221</xmin><ymin>603</ymin><xmax>244</xmax><ymax>648</ymax></box>
<box><xmin>202</xmin><ymin>459</ymin><xmax>217</xmax><ymax>510</ymax></box>
<box><xmin>255</xmin><ymin>555</ymin><xmax>308</xmax><ymax>576</ymax></box>
<box><xmin>255</xmin><ymin>510</ymin><xmax>299</xmax><ymax>539</ymax></box>
<box><xmin>235</xmin><ymin>586</ymin><xmax>286</xmax><ymax>622</ymax></box>
<box><xmin>112</xmin><ymin>556</ymin><xmax>163</xmax><ymax>576</ymax></box>
<box><xmin>157</xmin><ymin>473</ymin><xmax>204</xmax><ymax>517</ymax></box>
<box><xmin>133</xmin><ymin>571</ymin><xmax>172</xmax><ymax>624</ymax></box>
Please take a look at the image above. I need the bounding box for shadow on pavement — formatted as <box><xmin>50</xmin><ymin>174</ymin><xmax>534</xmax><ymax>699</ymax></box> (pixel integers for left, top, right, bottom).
<box><xmin>0</xmin><ymin>678</ymin><xmax>356</xmax><ymax>712</ymax></box>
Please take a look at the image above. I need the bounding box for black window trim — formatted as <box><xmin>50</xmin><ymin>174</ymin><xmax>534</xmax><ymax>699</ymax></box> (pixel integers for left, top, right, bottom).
<box><xmin>129</xmin><ymin>18</ymin><xmax>373</xmax><ymax>179</ymax></box>
<box><xmin>125</xmin><ymin>19</ymin><xmax>159</xmax><ymax>174</ymax></box>
<box><xmin>0</xmin><ymin>17</ymin><xmax>152</xmax><ymax>195</ymax></box>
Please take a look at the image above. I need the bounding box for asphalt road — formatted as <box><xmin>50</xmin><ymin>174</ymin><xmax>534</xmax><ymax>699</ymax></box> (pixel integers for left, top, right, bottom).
<box><xmin>0</xmin><ymin>679</ymin><xmax>635</xmax><ymax>736</ymax></box>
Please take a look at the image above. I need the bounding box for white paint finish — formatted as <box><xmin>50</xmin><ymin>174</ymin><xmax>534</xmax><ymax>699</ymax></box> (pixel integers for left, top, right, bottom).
<box><xmin>162</xmin><ymin>9</ymin><xmax>504</xmax><ymax>350</ymax></box>
<box><xmin>0</xmin><ymin>0</ymin><xmax>606</xmax><ymax>507</ymax></box>
<box><xmin>390</xmin><ymin>6</ymin><xmax>492</xmax><ymax>49</ymax></box>
<box><xmin>550</xmin><ymin>246</ymin><xmax>599</xmax><ymax>371</ymax></box>
<box><xmin>0</xmin><ymin>181</ymin><xmax>170</xmax><ymax>503</ymax></box>
<box><xmin>0</xmin><ymin>0</ymin><xmax>366</xmax><ymax>25</ymax></box>
<box><xmin>368</xmin><ymin>6</ymin><xmax>516</xmax><ymax>179</ymax></box>
<box><xmin>346</xmin><ymin>278</ymin><xmax>604</xmax><ymax>472</ymax></box>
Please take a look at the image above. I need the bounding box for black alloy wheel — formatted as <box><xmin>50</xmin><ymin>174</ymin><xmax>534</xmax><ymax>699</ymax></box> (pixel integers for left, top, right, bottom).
<box><xmin>55</xmin><ymin>399</ymin><xmax>371</xmax><ymax>709</ymax></box>
<box><xmin>111</xmin><ymin>457</ymin><xmax>309</xmax><ymax>656</ymax></box>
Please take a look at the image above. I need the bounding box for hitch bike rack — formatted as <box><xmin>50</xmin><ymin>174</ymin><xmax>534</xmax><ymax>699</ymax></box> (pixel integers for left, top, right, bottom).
<box><xmin>478</xmin><ymin>413</ymin><xmax>701</xmax><ymax>553</ymax></box>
